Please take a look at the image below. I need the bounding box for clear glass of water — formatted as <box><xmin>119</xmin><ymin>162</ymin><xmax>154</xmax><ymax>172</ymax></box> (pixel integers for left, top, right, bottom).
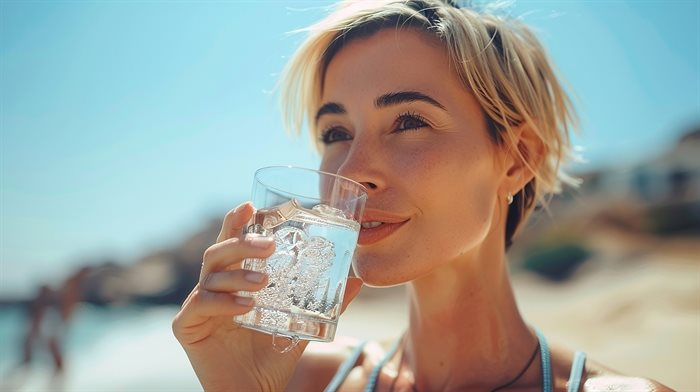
<box><xmin>233</xmin><ymin>166</ymin><xmax>367</xmax><ymax>351</ymax></box>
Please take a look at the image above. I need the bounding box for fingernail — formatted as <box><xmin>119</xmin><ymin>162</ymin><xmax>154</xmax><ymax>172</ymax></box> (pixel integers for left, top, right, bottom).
<box><xmin>244</xmin><ymin>271</ymin><xmax>265</xmax><ymax>283</ymax></box>
<box><xmin>248</xmin><ymin>235</ymin><xmax>273</xmax><ymax>248</ymax></box>
<box><xmin>236</xmin><ymin>201</ymin><xmax>252</xmax><ymax>212</ymax></box>
<box><xmin>235</xmin><ymin>296</ymin><xmax>254</xmax><ymax>306</ymax></box>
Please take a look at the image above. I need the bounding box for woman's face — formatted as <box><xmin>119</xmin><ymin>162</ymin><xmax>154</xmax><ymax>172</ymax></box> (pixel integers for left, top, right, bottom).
<box><xmin>318</xmin><ymin>29</ymin><xmax>508</xmax><ymax>286</ymax></box>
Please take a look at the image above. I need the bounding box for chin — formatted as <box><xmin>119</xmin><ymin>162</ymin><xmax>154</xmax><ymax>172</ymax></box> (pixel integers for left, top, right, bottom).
<box><xmin>351</xmin><ymin>254</ymin><xmax>416</xmax><ymax>288</ymax></box>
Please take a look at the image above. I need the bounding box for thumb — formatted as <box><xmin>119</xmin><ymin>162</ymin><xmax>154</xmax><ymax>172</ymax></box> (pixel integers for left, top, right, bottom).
<box><xmin>340</xmin><ymin>277</ymin><xmax>363</xmax><ymax>314</ymax></box>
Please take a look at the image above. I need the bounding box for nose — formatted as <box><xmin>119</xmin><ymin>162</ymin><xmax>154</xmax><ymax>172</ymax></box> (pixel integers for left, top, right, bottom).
<box><xmin>333</xmin><ymin>142</ymin><xmax>383</xmax><ymax>193</ymax></box>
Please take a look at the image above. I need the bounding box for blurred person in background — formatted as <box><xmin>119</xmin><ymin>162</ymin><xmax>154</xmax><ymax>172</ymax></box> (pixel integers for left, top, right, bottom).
<box><xmin>21</xmin><ymin>284</ymin><xmax>64</xmax><ymax>375</ymax></box>
<box><xmin>1</xmin><ymin>284</ymin><xmax>65</xmax><ymax>391</ymax></box>
<box><xmin>3</xmin><ymin>267</ymin><xmax>92</xmax><ymax>390</ymax></box>
<box><xmin>173</xmin><ymin>1</ymin><xmax>673</xmax><ymax>391</ymax></box>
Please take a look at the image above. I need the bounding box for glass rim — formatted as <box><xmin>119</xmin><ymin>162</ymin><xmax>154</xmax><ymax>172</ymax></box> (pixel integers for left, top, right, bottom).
<box><xmin>253</xmin><ymin>165</ymin><xmax>368</xmax><ymax>201</ymax></box>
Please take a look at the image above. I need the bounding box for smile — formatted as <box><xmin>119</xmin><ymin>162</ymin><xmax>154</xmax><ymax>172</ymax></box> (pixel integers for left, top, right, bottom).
<box><xmin>357</xmin><ymin>213</ymin><xmax>409</xmax><ymax>246</ymax></box>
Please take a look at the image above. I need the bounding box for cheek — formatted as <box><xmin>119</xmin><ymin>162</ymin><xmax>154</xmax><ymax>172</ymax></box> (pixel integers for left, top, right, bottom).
<box><xmin>319</xmin><ymin>151</ymin><xmax>342</xmax><ymax>174</ymax></box>
<box><xmin>349</xmin><ymin>142</ymin><xmax>500</xmax><ymax>285</ymax></box>
<box><xmin>418</xmin><ymin>143</ymin><xmax>498</xmax><ymax>253</ymax></box>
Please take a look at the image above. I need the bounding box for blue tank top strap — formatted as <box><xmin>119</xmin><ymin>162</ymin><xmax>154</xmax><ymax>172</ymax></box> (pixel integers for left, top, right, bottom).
<box><xmin>567</xmin><ymin>351</ymin><xmax>587</xmax><ymax>392</ymax></box>
<box><xmin>364</xmin><ymin>337</ymin><xmax>403</xmax><ymax>392</ymax></box>
<box><xmin>534</xmin><ymin>328</ymin><xmax>553</xmax><ymax>392</ymax></box>
<box><xmin>324</xmin><ymin>340</ymin><xmax>368</xmax><ymax>392</ymax></box>
<box><xmin>355</xmin><ymin>330</ymin><xmax>559</xmax><ymax>392</ymax></box>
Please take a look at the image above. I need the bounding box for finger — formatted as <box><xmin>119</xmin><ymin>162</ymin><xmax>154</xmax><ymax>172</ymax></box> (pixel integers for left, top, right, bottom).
<box><xmin>340</xmin><ymin>277</ymin><xmax>364</xmax><ymax>314</ymax></box>
<box><xmin>173</xmin><ymin>286</ymin><xmax>255</xmax><ymax>334</ymax></box>
<box><xmin>216</xmin><ymin>202</ymin><xmax>254</xmax><ymax>243</ymax></box>
<box><xmin>193</xmin><ymin>288</ymin><xmax>255</xmax><ymax>316</ymax></box>
<box><xmin>201</xmin><ymin>270</ymin><xmax>269</xmax><ymax>293</ymax></box>
<box><xmin>200</xmin><ymin>234</ymin><xmax>275</xmax><ymax>280</ymax></box>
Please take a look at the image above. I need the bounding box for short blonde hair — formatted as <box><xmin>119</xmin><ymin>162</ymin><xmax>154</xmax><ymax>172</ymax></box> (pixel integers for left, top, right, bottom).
<box><xmin>279</xmin><ymin>0</ymin><xmax>579</xmax><ymax>248</ymax></box>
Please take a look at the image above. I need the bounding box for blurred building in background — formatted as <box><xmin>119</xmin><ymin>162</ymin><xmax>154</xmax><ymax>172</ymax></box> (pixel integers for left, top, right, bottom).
<box><xmin>590</xmin><ymin>128</ymin><xmax>700</xmax><ymax>203</ymax></box>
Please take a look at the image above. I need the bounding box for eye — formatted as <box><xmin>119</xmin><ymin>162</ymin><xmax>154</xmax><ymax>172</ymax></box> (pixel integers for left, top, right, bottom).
<box><xmin>395</xmin><ymin>112</ymin><xmax>428</xmax><ymax>132</ymax></box>
<box><xmin>319</xmin><ymin>126</ymin><xmax>352</xmax><ymax>145</ymax></box>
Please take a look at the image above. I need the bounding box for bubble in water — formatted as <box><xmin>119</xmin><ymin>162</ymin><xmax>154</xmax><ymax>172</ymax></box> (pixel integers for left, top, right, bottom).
<box><xmin>244</xmin><ymin>257</ymin><xmax>266</xmax><ymax>273</ymax></box>
<box><xmin>260</xmin><ymin>308</ymin><xmax>289</xmax><ymax>330</ymax></box>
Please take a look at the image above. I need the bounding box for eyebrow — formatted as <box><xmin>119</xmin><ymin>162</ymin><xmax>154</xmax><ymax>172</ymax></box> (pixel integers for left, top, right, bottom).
<box><xmin>315</xmin><ymin>102</ymin><xmax>346</xmax><ymax>123</ymax></box>
<box><xmin>375</xmin><ymin>91</ymin><xmax>446</xmax><ymax>111</ymax></box>
<box><xmin>315</xmin><ymin>90</ymin><xmax>446</xmax><ymax>123</ymax></box>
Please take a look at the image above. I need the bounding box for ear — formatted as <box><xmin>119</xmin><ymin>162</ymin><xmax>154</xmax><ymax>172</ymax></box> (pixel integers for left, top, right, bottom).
<box><xmin>498</xmin><ymin>124</ymin><xmax>545</xmax><ymax>197</ymax></box>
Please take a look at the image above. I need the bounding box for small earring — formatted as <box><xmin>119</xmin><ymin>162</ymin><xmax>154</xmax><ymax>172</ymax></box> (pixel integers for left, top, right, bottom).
<box><xmin>506</xmin><ymin>192</ymin><xmax>514</xmax><ymax>205</ymax></box>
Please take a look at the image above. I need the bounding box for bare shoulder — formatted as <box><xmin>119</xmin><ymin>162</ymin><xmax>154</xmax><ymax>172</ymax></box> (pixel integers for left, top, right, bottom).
<box><xmin>583</xmin><ymin>375</ymin><xmax>675</xmax><ymax>392</ymax></box>
<box><xmin>285</xmin><ymin>336</ymin><xmax>365</xmax><ymax>392</ymax></box>
<box><xmin>582</xmin><ymin>359</ymin><xmax>675</xmax><ymax>392</ymax></box>
<box><xmin>549</xmin><ymin>343</ymin><xmax>675</xmax><ymax>392</ymax></box>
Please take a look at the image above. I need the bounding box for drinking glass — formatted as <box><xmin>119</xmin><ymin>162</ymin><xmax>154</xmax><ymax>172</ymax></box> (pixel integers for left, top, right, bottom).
<box><xmin>233</xmin><ymin>166</ymin><xmax>367</xmax><ymax>351</ymax></box>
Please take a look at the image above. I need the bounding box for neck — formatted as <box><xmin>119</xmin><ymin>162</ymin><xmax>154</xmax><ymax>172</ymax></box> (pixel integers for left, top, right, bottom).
<box><xmin>402</xmin><ymin>238</ymin><xmax>540</xmax><ymax>391</ymax></box>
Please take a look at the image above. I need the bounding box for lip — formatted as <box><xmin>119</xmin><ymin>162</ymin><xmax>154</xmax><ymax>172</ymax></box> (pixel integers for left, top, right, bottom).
<box><xmin>357</xmin><ymin>209</ymin><xmax>409</xmax><ymax>246</ymax></box>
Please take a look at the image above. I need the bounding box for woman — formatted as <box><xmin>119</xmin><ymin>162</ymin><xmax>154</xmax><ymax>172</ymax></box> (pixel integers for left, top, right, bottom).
<box><xmin>173</xmin><ymin>1</ymin><xmax>673</xmax><ymax>391</ymax></box>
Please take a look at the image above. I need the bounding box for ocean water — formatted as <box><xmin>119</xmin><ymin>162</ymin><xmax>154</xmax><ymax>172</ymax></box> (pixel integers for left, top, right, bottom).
<box><xmin>0</xmin><ymin>305</ymin><xmax>202</xmax><ymax>391</ymax></box>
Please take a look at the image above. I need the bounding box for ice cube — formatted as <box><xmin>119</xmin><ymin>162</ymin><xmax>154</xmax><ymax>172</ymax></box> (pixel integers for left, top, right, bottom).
<box><xmin>299</xmin><ymin>247</ymin><xmax>334</xmax><ymax>269</ymax></box>
<box><xmin>312</xmin><ymin>204</ymin><xmax>346</xmax><ymax>219</ymax></box>
<box><xmin>299</xmin><ymin>236</ymin><xmax>334</xmax><ymax>266</ymax></box>
<box><xmin>311</xmin><ymin>203</ymin><xmax>360</xmax><ymax>231</ymax></box>
<box><xmin>305</xmin><ymin>237</ymin><xmax>335</xmax><ymax>272</ymax></box>
<box><xmin>292</xmin><ymin>235</ymin><xmax>335</xmax><ymax>310</ymax></box>
<box><xmin>265</xmin><ymin>250</ymin><xmax>295</xmax><ymax>275</ymax></box>
<box><xmin>303</xmin><ymin>235</ymin><xmax>333</xmax><ymax>250</ymax></box>
<box><xmin>274</xmin><ymin>226</ymin><xmax>308</xmax><ymax>255</ymax></box>
<box><xmin>250</xmin><ymin>199</ymin><xmax>301</xmax><ymax>232</ymax></box>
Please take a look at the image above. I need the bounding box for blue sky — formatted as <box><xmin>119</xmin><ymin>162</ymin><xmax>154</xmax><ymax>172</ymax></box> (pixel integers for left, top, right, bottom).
<box><xmin>1</xmin><ymin>0</ymin><xmax>698</xmax><ymax>296</ymax></box>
